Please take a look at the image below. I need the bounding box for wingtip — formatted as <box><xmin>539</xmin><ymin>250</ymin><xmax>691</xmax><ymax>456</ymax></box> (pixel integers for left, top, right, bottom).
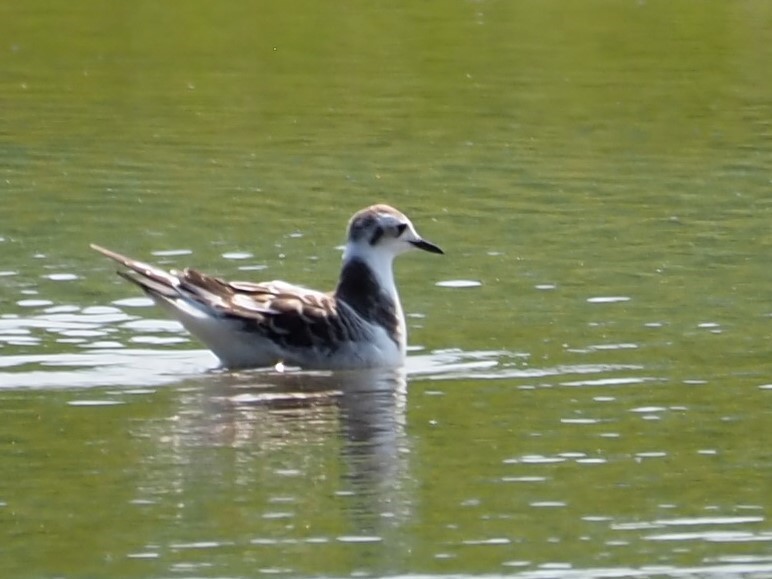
<box><xmin>90</xmin><ymin>243</ymin><xmax>134</xmax><ymax>267</ymax></box>
<box><xmin>91</xmin><ymin>244</ymin><xmax>181</xmax><ymax>296</ymax></box>
<box><xmin>90</xmin><ymin>243</ymin><xmax>111</xmax><ymax>255</ymax></box>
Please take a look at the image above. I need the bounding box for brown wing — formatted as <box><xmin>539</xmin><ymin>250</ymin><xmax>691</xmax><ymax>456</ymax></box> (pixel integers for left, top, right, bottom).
<box><xmin>91</xmin><ymin>244</ymin><xmax>364</xmax><ymax>352</ymax></box>
<box><xmin>178</xmin><ymin>269</ymin><xmax>364</xmax><ymax>351</ymax></box>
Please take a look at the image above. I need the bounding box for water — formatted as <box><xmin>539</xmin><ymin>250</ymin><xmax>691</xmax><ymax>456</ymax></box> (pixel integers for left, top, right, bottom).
<box><xmin>2</xmin><ymin>1</ymin><xmax>772</xmax><ymax>577</ymax></box>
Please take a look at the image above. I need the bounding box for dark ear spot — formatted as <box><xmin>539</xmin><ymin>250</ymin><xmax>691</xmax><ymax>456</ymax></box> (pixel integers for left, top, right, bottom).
<box><xmin>369</xmin><ymin>225</ymin><xmax>384</xmax><ymax>246</ymax></box>
<box><xmin>396</xmin><ymin>223</ymin><xmax>407</xmax><ymax>236</ymax></box>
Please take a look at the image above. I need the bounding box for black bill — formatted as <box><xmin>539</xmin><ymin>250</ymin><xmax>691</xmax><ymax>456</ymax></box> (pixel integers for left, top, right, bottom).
<box><xmin>410</xmin><ymin>239</ymin><xmax>444</xmax><ymax>255</ymax></box>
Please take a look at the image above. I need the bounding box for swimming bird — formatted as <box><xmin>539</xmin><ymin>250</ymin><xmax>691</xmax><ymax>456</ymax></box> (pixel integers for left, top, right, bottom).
<box><xmin>91</xmin><ymin>204</ymin><xmax>443</xmax><ymax>369</ymax></box>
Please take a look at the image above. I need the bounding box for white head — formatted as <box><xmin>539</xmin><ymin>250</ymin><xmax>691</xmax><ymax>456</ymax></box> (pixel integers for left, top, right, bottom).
<box><xmin>343</xmin><ymin>204</ymin><xmax>444</xmax><ymax>265</ymax></box>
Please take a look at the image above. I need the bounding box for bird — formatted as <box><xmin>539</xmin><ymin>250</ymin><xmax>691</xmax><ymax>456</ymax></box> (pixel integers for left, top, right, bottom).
<box><xmin>91</xmin><ymin>204</ymin><xmax>443</xmax><ymax>370</ymax></box>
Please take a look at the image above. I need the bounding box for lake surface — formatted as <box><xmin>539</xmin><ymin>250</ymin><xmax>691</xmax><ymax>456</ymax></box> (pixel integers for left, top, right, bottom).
<box><xmin>2</xmin><ymin>1</ymin><xmax>772</xmax><ymax>577</ymax></box>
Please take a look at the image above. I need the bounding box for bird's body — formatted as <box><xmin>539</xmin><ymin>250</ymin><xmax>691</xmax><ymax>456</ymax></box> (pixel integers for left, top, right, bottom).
<box><xmin>92</xmin><ymin>204</ymin><xmax>443</xmax><ymax>369</ymax></box>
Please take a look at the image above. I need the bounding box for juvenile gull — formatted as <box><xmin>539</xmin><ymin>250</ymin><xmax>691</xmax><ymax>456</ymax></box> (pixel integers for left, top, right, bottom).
<box><xmin>91</xmin><ymin>204</ymin><xmax>443</xmax><ymax>369</ymax></box>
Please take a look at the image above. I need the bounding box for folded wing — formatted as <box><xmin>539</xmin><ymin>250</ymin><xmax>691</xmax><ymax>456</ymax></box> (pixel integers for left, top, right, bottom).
<box><xmin>91</xmin><ymin>244</ymin><xmax>362</xmax><ymax>352</ymax></box>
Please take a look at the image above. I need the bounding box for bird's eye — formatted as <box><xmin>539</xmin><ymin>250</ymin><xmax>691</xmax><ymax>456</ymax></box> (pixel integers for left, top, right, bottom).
<box><xmin>396</xmin><ymin>223</ymin><xmax>408</xmax><ymax>236</ymax></box>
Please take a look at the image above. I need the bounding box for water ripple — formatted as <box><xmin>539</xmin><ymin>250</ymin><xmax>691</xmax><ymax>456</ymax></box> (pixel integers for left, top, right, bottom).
<box><xmin>0</xmin><ymin>338</ymin><xmax>653</xmax><ymax>391</ymax></box>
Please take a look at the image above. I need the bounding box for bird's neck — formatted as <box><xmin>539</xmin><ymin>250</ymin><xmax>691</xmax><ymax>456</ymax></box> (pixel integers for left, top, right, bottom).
<box><xmin>335</xmin><ymin>251</ymin><xmax>405</xmax><ymax>348</ymax></box>
<box><xmin>342</xmin><ymin>243</ymin><xmax>397</xmax><ymax>294</ymax></box>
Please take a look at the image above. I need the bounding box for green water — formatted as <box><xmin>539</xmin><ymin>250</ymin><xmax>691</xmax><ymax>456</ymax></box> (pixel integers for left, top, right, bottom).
<box><xmin>1</xmin><ymin>1</ymin><xmax>771</xmax><ymax>577</ymax></box>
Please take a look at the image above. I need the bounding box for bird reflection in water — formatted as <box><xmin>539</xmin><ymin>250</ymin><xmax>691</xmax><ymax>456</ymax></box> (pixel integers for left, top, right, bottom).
<box><xmin>162</xmin><ymin>365</ymin><xmax>413</xmax><ymax>539</ymax></box>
